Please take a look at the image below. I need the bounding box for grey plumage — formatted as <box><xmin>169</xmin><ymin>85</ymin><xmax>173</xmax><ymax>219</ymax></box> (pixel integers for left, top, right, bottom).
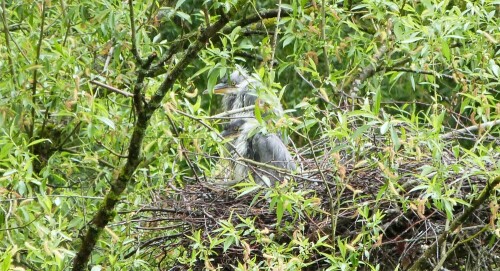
<box><xmin>222</xmin><ymin>118</ymin><xmax>296</xmax><ymax>186</ymax></box>
<box><xmin>208</xmin><ymin>66</ymin><xmax>294</xmax><ymax>186</ymax></box>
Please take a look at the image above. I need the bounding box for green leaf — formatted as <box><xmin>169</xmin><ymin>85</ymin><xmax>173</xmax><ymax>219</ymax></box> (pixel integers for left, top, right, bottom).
<box><xmin>2</xmin><ymin>169</ymin><xmax>17</xmax><ymax>177</ymax></box>
<box><xmin>410</xmin><ymin>74</ymin><xmax>415</xmax><ymax>91</ymax></box>
<box><xmin>380</xmin><ymin>121</ymin><xmax>389</xmax><ymax>135</ymax></box>
<box><xmin>390</xmin><ymin>126</ymin><xmax>401</xmax><ymax>151</ymax></box>
<box><xmin>223</xmin><ymin>237</ymin><xmax>234</xmax><ymax>252</ymax></box>
<box><xmin>282</xmin><ymin>35</ymin><xmax>294</xmax><ymax>48</ymax></box>
<box><xmin>352</xmin><ymin>125</ymin><xmax>370</xmax><ymax>140</ymax></box>
<box><xmin>373</xmin><ymin>87</ymin><xmax>381</xmax><ymax>115</ymax></box>
<box><xmin>27</xmin><ymin>138</ymin><xmax>51</xmax><ymax>147</ymax></box>
<box><xmin>174</xmin><ymin>0</ymin><xmax>186</xmax><ymax>10</ymax></box>
<box><xmin>441</xmin><ymin>39</ymin><xmax>451</xmax><ymax>61</ymax></box>
<box><xmin>96</xmin><ymin>116</ymin><xmax>116</xmax><ymax>130</ymax></box>
<box><xmin>401</xmin><ymin>37</ymin><xmax>424</xmax><ymax>44</ymax></box>
<box><xmin>275</xmin><ymin>198</ymin><xmax>284</xmax><ymax>224</ymax></box>
<box><xmin>206</xmin><ymin>68</ymin><xmax>220</xmax><ymax>94</ymax></box>
<box><xmin>254</xmin><ymin>103</ymin><xmax>262</xmax><ymax>123</ymax></box>
<box><xmin>0</xmin><ymin>143</ymin><xmax>13</xmax><ymax>160</ymax></box>
<box><xmin>490</xmin><ymin>59</ymin><xmax>499</xmax><ymax>77</ymax></box>
<box><xmin>17</xmin><ymin>181</ymin><xmax>26</xmax><ymax>195</ymax></box>
<box><xmin>175</xmin><ymin>11</ymin><xmax>191</xmax><ymax>24</ymax></box>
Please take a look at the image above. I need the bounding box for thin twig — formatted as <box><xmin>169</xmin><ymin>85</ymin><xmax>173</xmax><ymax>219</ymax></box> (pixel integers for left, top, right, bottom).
<box><xmin>0</xmin><ymin>214</ymin><xmax>42</xmax><ymax>231</ymax></box>
<box><xmin>123</xmin><ymin>233</ymin><xmax>186</xmax><ymax>259</ymax></box>
<box><xmin>102</xmin><ymin>46</ymin><xmax>115</xmax><ymax>73</ymax></box>
<box><xmin>96</xmin><ymin>140</ymin><xmax>129</xmax><ymax>158</ymax></box>
<box><xmin>90</xmin><ymin>80</ymin><xmax>134</xmax><ymax>97</ymax></box>
<box><xmin>320</xmin><ymin>0</ymin><xmax>330</xmax><ymax>76</ymax></box>
<box><xmin>295</xmin><ymin>126</ymin><xmax>335</xmax><ymax>238</ymax></box>
<box><xmin>0</xmin><ymin>195</ymin><xmax>105</xmax><ymax>203</ymax></box>
<box><xmin>202</xmin><ymin>4</ymin><xmax>210</xmax><ymax>27</ymax></box>
<box><xmin>386</xmin><ymin>67</ymin><xmax>456</xmax><ymax>81</ymax></box>
<box><xmin>89</xmin><ymin>80</ymin><xmax>134</xmax><ymax>97</ymax></box>
<box><xmin>55</xmin><ymin>121</ymin><xmax>82</xmax><ymax>150</ymax></box>
<box><xmin>431</xmin><ymin>226</ymin><xmax>490</xmax><ymax>271</ymax></box>
<box><xmin>60</xmin><ymin>148</ymin><xmax>116</xmax><ymax>169</ymax></box>
<box><xmin>207</xmin><ymin>105</ymin><xmax>255</xmax><ymax>119</ymax></box>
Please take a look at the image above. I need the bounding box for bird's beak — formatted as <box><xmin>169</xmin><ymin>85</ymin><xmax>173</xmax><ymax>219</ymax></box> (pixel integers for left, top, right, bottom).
<box><xmin>213</xmin><ymin>83</ymin><xmax>240</xmax><ymax>94</ymax></box>
<box><xmin>220</xmin><ymin>129</ymin><xmax>230</xmax><ymax>137</ymax></box>
<box><xmin>203</xmin><ymin>83</ymin><xmax>239</xmax><ymax>95</ymax></box>
<box><xmin>221</xmin><ymin>129</ymin><xmax>240</xmax><ymax>138</ymax></box>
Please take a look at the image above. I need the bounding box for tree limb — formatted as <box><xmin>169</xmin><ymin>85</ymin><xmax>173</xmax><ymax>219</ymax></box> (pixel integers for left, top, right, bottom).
<box><xmin>71</xmin><ymin>10</ymin><xmax>232</xmax><ymax>271</ymax></box>
<box><xmin>128</xmin><ymin>0</ymin><xmax>142</xmax><ymax>65</ymax></box>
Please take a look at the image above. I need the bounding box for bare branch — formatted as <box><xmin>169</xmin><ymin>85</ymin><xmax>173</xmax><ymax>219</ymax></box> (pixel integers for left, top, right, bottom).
<box><xmin>440</xmin><ymin>119</ymin><xmax>500</xmax><ymax>140</ymax></box>
<box><xmin>386</xmin><ymin>67</ymin><xmax>456</xmax><ymax>81</ymax></box>
<box><xmin>90</xmin><ymin>80</ymin><xmax>134</xmax><ymax>97</ymax></box>
<box><xmin>342</xmin><ymin>44</ymin><xmax>389</xmax><ymax>95</ymax></box>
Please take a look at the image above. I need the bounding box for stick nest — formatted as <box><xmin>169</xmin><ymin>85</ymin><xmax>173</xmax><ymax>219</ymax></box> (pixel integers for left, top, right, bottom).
<box><xmin>120</xmin><ymin>126</ymin><xmax>500</xmax><ymax>270</ymax></box>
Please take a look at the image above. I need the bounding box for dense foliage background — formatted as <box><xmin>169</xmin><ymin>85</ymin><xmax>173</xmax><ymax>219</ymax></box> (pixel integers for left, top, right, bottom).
<box><xmin>0</xmin><ymin>0</ymin><xmax>499</xmax><ymax>270</ymax></box>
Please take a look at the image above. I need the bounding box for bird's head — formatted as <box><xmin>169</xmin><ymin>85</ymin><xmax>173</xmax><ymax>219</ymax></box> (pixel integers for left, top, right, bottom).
<box><xmin>213</xmin><ymin>65</ymin><xmax>251</xmax><ymax>95</ymax></box>
<box><xmin>203</xmin><ymin>65</ymin><xmax>253</xmax><ymax>95</ymax></box>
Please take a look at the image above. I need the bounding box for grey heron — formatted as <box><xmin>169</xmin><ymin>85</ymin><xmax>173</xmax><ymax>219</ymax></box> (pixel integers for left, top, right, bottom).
<box><xmin>221</xmin><ymin>118</ymin><xmax>296</xmax><ymax>186</ymax></box>
<box><xmin>208</xmin><ymin>65</ymin><xmax>283</xmax><ymax>118</ymax></box>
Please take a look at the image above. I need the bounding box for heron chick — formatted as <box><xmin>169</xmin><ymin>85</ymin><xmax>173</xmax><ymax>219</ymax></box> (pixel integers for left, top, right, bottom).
<box><xmin>213</xmin><ymin>65</ymin><xmax>258</xmax><ymax>114</ymax></box>
<box><xmin>222</xmin><ymin>118</ymin><xmax>296</xmax><ymax>186</ymax></box>
<box><xmin>208</xmin><ymin>65</ymin><xmax>283</xmax><ymax>118</ymax></box>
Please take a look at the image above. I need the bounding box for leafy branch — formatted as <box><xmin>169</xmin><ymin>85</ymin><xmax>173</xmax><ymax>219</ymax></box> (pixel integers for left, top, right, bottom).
<box><xmin>408</xmin><ymin>176</ymin><xmax>500</xmax><ymax>271</ymax></box>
